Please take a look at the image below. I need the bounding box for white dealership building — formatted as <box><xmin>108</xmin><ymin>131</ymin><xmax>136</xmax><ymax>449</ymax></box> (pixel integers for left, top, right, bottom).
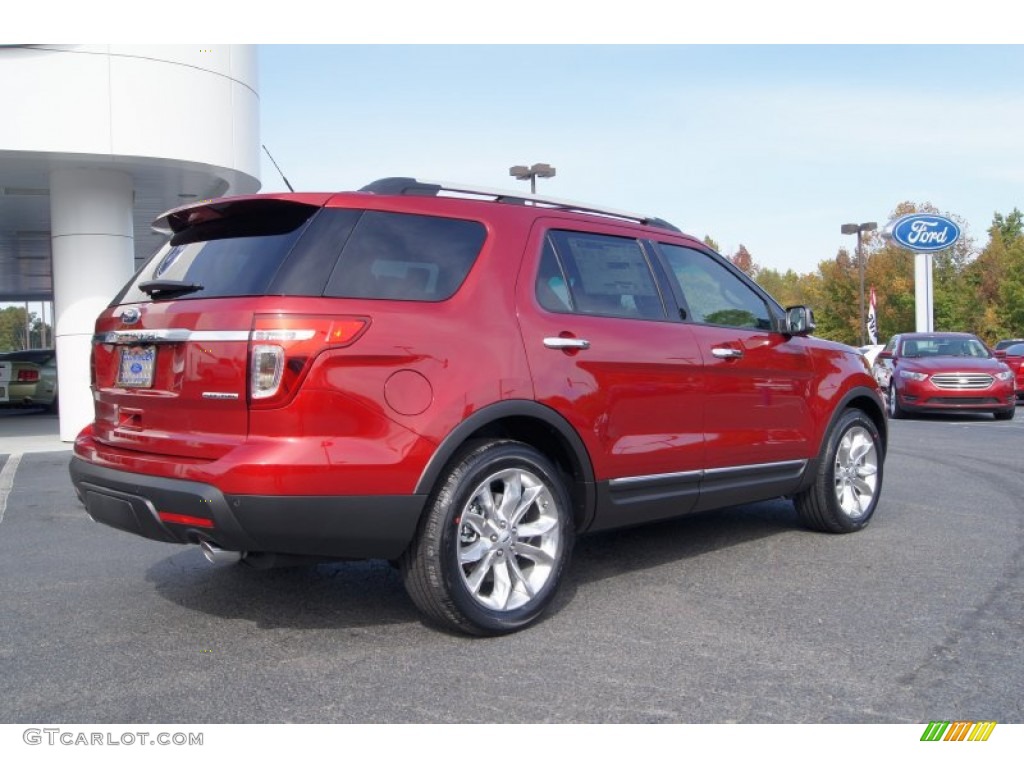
<box><xmin>0</xmin><ymin>45</ymin><xmax>261</xmax><ymax>439</ymax></box>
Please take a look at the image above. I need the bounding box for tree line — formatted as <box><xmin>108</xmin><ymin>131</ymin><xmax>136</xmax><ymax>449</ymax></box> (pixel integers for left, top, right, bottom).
<box><xmin>716</xmin><ymin>202</ymin><xmax>1024</xmax><ymax>347</ymax></box>
<box><xmin>3</xmin><ymin>201</ymin><xmax>1023</xmax><ymax>353</ymax></box>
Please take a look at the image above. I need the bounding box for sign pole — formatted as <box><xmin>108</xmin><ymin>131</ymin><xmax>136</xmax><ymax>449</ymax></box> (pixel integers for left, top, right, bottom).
<box><xmin>914</xmin><ymin>252</ymin><xmax>933</xmax><ymax>332</ymax></box>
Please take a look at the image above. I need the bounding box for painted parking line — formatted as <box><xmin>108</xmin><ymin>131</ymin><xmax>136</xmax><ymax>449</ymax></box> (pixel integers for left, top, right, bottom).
<box><xmin>0</xmin><ymin>453</ymin><xmax>22</xmax><ymax>525</ymax></box>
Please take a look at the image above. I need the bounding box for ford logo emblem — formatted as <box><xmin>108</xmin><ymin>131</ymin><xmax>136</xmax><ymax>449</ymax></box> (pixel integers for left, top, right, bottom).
<box><xmin>887</xmin><ymin>214</ymin><xmax>961</xmax><ymax>253</ymax></box>
<box><xmin>120</xmin><ymin>307</ymin><xmax>142</xmax><ymax>325</ymax></box>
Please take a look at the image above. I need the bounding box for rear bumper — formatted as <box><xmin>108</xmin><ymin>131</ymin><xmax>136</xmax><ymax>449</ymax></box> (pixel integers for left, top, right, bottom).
<box><xmin>69</xmin><ymin>456</ymin><xmax>425</xmax><ymax>560</ymax></box>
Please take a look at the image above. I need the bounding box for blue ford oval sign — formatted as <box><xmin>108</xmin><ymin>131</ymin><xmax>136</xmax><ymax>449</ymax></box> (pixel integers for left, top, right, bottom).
<box><xmin>888</xmin><ymin>214</ymin><xmax>961</xmax><ymax>252</ymax></box>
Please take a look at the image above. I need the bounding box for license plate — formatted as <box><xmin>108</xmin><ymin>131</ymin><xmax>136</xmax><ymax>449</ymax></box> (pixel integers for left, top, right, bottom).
<box><xmin>117</xmin><ymin>346</ymin><xmax>156</xmax><ymax>388</ymax></box>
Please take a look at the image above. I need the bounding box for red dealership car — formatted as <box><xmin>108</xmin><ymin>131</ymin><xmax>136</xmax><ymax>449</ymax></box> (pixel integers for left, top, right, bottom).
<box><xmin>69</xmin><ymin>178</ymin><xmax>888</xmax><ymax>634</ymax></box>
<box><xmin>873</xmin><ymin>332</ymin><xmax>1015</xmax><ymax>420</ymax></box>
<box><xmin>1001</xmin><ymin>342</ymin><xmax>1024</xmax><ymax>401</ymax></box>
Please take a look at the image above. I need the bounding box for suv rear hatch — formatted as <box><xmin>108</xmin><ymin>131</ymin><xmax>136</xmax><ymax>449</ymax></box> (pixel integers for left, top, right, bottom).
<box><xmin>91</xmin><ymin>195</ymin><xmax>338</xmax><ymax>460</ymax></box>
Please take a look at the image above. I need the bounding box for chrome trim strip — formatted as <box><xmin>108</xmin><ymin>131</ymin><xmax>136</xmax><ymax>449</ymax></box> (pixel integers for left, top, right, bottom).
<box><xmin>190</xmin><ymin>331</ymin><xmax>251</xmax><ymax>342</ymax></box>
<box><xmin>610</xmin><ymin>459</ymin><xmax>807</xmax><ymax>487</ymax></box>
<box><xmin>609</xmin><ymin>470</ymin><xmax>703</xmax><ymax>487</ymax></box>
<box><xmin>703</xmin><ymin>459</ymin><xmax>807</xmax><ymax>477</ymax></box>
<box><xmin>201</xmin><ymin>392</ymin><xmax>240</xmax><ymax>400</ymax></box>
<box><xmin>95</xmin><ymin>329</ymin><xmax>251</xmax><ymax>345</ymax></box>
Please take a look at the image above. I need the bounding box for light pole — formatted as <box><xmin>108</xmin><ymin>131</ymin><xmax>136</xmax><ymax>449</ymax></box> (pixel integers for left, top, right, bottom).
<box><xmin>509</xmin><ymin>163</ymin><xmax>556</xmax><ymax>194</ymax></box>
<box><xmin>841</xmin><ymin>221</ymin><xmax>878</xmax><ymax>345</ymax></box>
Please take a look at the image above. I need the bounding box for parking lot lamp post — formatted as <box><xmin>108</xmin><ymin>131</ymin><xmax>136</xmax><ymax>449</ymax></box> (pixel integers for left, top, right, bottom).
<box><xmin>509</xmin><ymin>163</ymin><xmax>556</xmax><ymax>194</ymax></box>
<box><xmin>841</xmin><ymin>221</ymin><xmax>878</xmax><ymax>345</ymax></box>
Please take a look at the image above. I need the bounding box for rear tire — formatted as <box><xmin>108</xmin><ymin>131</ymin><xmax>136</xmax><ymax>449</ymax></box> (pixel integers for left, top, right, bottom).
<box><xmin>401</xmin><ymin>440</ymin><xmax>574</xmax><ymax>635</ymax></box>
<box><xmin>796</xmin><ymin>409</ymin><xmax>883</xmax><ymax>534</ymax></box>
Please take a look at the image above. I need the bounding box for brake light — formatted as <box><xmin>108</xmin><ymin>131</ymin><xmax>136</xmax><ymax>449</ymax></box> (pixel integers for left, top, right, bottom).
<box><xmin>248</xmin><ymin>314</ymin><xmax>369</xmax><ymax>407</ymax></box>
<box><xmin>17</xmin><ymin>369</ymin><xmax>40</xmax><ymax>382</ymax></box>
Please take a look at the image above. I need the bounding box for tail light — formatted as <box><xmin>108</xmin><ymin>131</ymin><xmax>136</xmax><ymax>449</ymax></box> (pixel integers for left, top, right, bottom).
<box><xmin>248</xmin><ymin>314</ymin><xmax>369</xmax><ymax>408</ymax></box>
<box><xmin>17</xmin><ymin>369</ymin><xmax>40</xmax><ymax>382</ymax></box>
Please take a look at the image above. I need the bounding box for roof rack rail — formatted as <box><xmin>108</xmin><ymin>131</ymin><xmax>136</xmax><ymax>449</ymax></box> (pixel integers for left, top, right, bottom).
<box><xmin>358</xmin><ymin>177</ymin><xmax>681</xmax><ymax>233</ymax></box>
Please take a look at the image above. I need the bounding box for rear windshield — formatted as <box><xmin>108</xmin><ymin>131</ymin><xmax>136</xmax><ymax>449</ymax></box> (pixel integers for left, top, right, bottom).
<box><xmin>113</xmin><ymin>199</ymin><xmax>318</xmax><ymax>305</ymax></box>
<box><xmin>113</xmin><ymin>204</ymin><xmax>486</xmax><ymax>305</ymax></box>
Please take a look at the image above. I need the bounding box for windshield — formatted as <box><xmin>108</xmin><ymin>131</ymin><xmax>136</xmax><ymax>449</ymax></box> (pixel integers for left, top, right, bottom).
<box><xmin>900</xmin><ymin>337</ymin><xmax>990</xmax><ymax>358</ymax></box>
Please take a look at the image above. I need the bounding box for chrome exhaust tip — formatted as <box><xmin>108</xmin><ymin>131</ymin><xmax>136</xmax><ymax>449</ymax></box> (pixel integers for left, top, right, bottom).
<box><xmin>199</xmin><ymin>540</ymin><xmax>242</xmax><ymax>565</ymax></box>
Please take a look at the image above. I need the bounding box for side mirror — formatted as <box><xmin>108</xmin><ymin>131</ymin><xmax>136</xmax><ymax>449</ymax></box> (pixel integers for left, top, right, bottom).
<box><xmin>780</xmin><ymin>305</ymin><xmax>816</xmax><ymax>336</ymax></box>
<box><xmin>876</xmin><ymin>350</ymin><xmax>893</xmax><ymax>361</ymax></box>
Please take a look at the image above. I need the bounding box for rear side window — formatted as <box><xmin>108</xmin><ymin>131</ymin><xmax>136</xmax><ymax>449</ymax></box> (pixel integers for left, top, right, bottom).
<box><xmin>323</xmin><ymin>211</ymin><xmax>486</xmax><ymax>301</ymax></box>
<box><xmin>543</xmin><ymin>231</ymin><xmax>666</xmax><ymax>320</ymax></box>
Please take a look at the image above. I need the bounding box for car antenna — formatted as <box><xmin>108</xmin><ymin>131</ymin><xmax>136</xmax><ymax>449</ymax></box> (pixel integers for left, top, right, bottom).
<box><xmin>262</xmin><ymin>144</ymin><xmax>295</xmax><ymax>192</ymax></box>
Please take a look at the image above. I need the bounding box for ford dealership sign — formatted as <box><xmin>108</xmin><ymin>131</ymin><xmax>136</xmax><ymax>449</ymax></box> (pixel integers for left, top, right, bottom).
<box><xmin>887</xmin><ymin>214</ymin><xmax>961</xmax><ymax>252</ymax></box>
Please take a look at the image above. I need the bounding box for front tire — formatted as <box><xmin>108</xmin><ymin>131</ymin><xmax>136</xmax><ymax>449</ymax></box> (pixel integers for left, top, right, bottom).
<box><xmin>401</xmin><ymin>440</ymin><xmax>574</xmax><ymax>635</ymax></box>
<box><xmin>796</xmin><ymin>408</ymin><xmax>883</xmax><ymax>533</ymax></box>
<box><xmin>994</xmin><ymin>408</ymin><xmax>1015</xmax><ymax>421</ymax></box>
<box><xmin>888</xmin><ymin>382</ymin><xmax>907</xmax><ymax>420</ymax></box>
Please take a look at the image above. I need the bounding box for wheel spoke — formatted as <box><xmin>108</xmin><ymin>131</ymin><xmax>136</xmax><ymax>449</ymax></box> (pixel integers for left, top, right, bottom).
<box><xmin>513</xmin><ymin>541</ymin><xmax>554</xmax><ymax>568</ymax></box>
<box><xmin>462</xmin><ymin>511</ymin><xmax>488</xmax><ymax>536</ymax></box>
<box><xmin>489</xmin><ymin>559</ymin><xmax>513</xmax><ymax>609</ymax></box>
<box><xmin>509</xmin><ymin>483</ymin><xmax>543</xmax><ymax>527</ymax></box>
<box><xmin>464</xmin><ymin>550</ymin><xmax>497</xmax><ymax>593</ymax></box>
<box><xmin>852</xmin><ymin>476</ymin><xmax>875</xmax><ymax>497</ymax></box>
<box><xmin>516</xmin><ymin>515</ymin><xmax>558</xmax><ymax>538</ymax></box>
<box><xmin>840</xmin><ymin>482</ymin><xmax>863</xmax><ymax>516</ymax></box>
<box><xmin>459</xmin><ymin>538</ymin><xmax>489</xmax><ymax>565</ymax></box>
<box><xmin>507</xmin><ymin>556</ymin><xmax>536</xmax><ymax>599</ymax></box>
<box><xmin>496</xmin><ymin>471</ymin><xmax>523</xmax><ymax>524</ymax></box>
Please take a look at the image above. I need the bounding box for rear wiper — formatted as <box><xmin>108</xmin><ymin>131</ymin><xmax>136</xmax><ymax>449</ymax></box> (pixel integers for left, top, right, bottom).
<box><xmin>138</xmin><ymin>279</ymin><xmax>204</xmax><ymax>298</ymax></box>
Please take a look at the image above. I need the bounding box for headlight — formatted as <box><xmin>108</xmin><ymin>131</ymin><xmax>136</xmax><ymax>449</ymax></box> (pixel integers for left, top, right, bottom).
<box><xmin>995</xmin><ymin>370</ymin><xmax>1014</xmax><ymax>381</ymax></box>
<box><xmin>899</xmin><ymin>370</ymin><xmax>928</xmax><ymax>381</ymax></box>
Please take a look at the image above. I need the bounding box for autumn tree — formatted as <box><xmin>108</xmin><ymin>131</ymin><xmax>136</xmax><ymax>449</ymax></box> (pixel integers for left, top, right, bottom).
<box><xmin>729</xmin><ymin>244</ymin><xmax>757</xmax><ymax>278</ymax></box>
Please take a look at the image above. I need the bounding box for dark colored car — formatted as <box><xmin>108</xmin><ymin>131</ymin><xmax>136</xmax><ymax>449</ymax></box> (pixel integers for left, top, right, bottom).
<box><xmin>873</xmin><ymin>332</ymin><xmax>1015</xmax><ymax>420</ymax></box>
<box><xmin>994</xmin><ymin>338</ymin><xmax>1024</xmax><ymax>351</ymax></box>
<box><xmin>0</xmin><ymin>348</ymin><xmax>58</xmax><ymax>411</ymax></box>
<box><xmin>1001</xmin><ymin>343</ymin><xmax>1024</xmax><ymax>401</ymax></box>
<box><xmin>69</xmin><ymin>178</ymin><xmax>888</xmax><ymax>635</ymax></box>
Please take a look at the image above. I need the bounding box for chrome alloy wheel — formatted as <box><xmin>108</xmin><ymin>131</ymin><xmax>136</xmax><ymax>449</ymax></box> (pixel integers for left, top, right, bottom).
<box><xmin>832</xmin><ymin>425</ymin><xmax>879</xmax><ymax>519</ymax></box>
<box><xmin>456</xmin><ymin>468</ymin><xmax>562</xmax><ymax>611</ymax></box>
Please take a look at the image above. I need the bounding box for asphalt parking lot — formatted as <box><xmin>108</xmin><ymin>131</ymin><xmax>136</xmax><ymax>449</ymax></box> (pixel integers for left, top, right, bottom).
<box><xmin>1</xmin><ymin>408</ymin><xmax>1022</xmax><ymax>723</ymax></box>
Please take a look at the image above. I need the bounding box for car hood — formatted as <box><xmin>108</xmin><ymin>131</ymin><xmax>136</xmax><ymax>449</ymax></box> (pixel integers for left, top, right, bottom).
<box><xmin>899</xmin><ymin>356</ymin><xmax>1007</xmax><ymax>374</ymax></box>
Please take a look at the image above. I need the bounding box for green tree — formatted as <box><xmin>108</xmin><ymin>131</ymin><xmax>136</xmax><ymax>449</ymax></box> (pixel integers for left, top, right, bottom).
<box><xmin>0</xmin><ymin>306</ymin><xmax>30</xmax><ymax>351</ymax></box>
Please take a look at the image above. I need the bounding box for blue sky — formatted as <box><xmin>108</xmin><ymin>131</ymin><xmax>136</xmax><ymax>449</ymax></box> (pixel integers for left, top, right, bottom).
<box><xmin>257</xmin><ymin>43</ymin><xmax>1024</xmax><ymax>275</ymax></box>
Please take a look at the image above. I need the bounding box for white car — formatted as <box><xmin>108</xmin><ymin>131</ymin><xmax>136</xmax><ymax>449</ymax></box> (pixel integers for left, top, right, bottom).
<box><xmin>858</xmin><ymin>344</ymin><xmax>885</xmax><ymax>368</ymax></box>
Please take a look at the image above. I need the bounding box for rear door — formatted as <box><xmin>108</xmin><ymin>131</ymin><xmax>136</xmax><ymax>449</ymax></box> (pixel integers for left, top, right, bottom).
<box><xmin>516</xmin><ymin>222</ymin><xmax>707</xmax><ymax>528</ymax></box>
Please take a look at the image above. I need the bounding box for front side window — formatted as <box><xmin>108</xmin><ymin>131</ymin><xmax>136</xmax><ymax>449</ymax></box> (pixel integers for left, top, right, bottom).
<box><xmin>541</xmin><ymin>231</ymin><xmax>666</xmax><ymax>320</ymax></box>
<box><xmin>657</xmin><ymin>244</ymin><xmax>772</xmax><ymax>329</ymax></box>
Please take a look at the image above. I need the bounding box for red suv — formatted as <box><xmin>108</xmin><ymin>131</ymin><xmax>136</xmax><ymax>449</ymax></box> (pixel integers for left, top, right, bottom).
<box><xmin>70</xmin><ymin>178</ymin><xmax>887</xmax><ymax>635</ymax></box>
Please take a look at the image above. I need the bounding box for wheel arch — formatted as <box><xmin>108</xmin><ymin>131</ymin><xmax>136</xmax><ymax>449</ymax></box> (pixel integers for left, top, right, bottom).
<box><xmin>797</xmin><ymin>385</ymin><xmax>888</xmax><ymax>495</ymax></box>
<box><xmin>414</xmin><ymin>400</ymin><xmax>597</xmax><ymax>530</ymax></box>
<box><xmin>829</xmin><ymin>386</ymin><xmax>887</xmax><ymax>454</ymax></box>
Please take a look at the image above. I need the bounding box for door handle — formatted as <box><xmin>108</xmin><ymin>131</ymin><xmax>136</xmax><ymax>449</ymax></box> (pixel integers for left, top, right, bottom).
<box><xmin>544</xmin><ymin>337</ymin><xmax>591</xmax><ymax>350</ymax></box>
<box><xmin>711</xmin><ymin>347</ymin><xmax>743</xmax><ymax>359</ymax></box>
